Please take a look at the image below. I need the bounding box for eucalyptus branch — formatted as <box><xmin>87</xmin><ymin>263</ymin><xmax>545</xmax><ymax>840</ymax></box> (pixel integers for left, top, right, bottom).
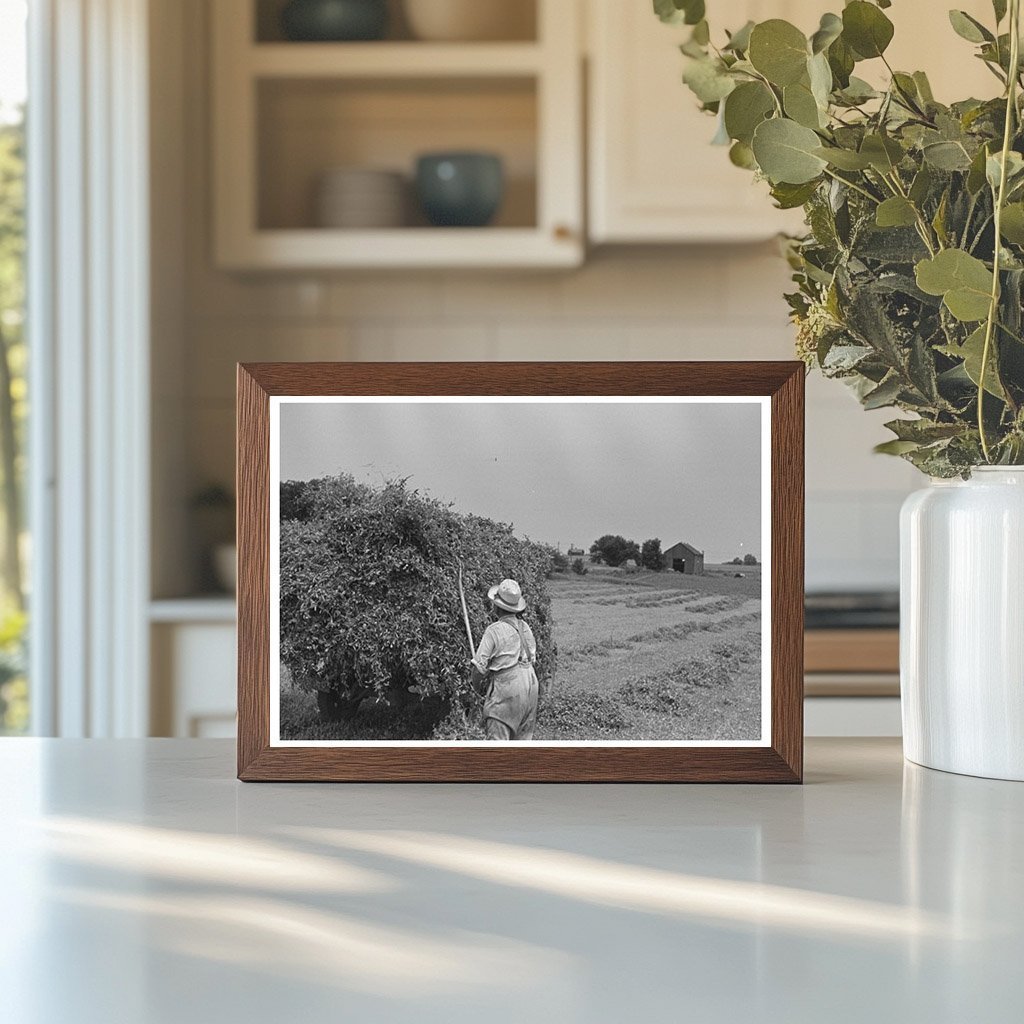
<box><xmin>979</xmin><ymin>0</ymin><xmax>1021</xmax><ymax>462</ymax></box>
<box><xmin>885</xmin><ymin>170</ymin><xmax>939</xmax><ymax>254</ymax></box>
<box><xmin>822</xmin><ymin>168</ymin><xmax>881</xmax><ymax>205</ymax></box>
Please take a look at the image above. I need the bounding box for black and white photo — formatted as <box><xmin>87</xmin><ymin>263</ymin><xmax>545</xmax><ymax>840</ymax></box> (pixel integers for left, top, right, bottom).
<box><xmin>270</xmin><ymin>397</ymin><xmax>771</xmax><ymax>747</ymax></box>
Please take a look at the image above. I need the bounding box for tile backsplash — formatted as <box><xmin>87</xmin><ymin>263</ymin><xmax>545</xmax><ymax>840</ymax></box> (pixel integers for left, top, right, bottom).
<box><xmin>181</xmin><ymin>246</ymin><xmax>916</xmax><ymax>593</ymax></box>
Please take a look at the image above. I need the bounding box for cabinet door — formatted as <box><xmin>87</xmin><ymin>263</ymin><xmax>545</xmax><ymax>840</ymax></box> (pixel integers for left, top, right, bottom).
<box><xmin>587</xmin><ymin>0</ymin><xmax>808</xmax><ymax>243</ymax></box>
<box><xmin>587</xmin><ymin>0</ymin><xmax>996</xmax><ymax>244</ymax></box>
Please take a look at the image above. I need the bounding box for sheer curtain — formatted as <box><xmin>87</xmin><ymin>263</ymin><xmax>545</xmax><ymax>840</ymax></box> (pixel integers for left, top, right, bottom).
<box><xmin>28</xmin><ymin>0</ymin><xmax>151</xmax><ymax>736</ymax></box>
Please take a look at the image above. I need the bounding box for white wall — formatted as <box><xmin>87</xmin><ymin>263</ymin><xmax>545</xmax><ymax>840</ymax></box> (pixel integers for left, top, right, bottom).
<box><xmin>159</xmin><ymin>0</ymin><xmax>920</xmax><ymax>599</ymax></box>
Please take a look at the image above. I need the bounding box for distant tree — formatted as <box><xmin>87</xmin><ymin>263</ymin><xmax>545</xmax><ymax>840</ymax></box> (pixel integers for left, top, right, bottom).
<box><xmin>743</xmin><ymin>553</ymin><xmax>759</xmax><ymax>566</ymax></box>
<box><xmin>571</xmin><ymin>558</ymin><xmax>588</xmax><ymax>576</ymax></box>
<box><xmin>590</xmin><ymin>535</ymin><xmax>641</xmax><ymax>568</ymax></box>
<box><xmin>640</xmin><ymin>538</ymin><xmax>663</xmax><ymax>571</ymax></box>
<box><xmin>543</xmin><ymin>545</ymin><xmax>569</xmax><ymax>574</ymax></box>
<box><xmin>730</xmin><ymin>557</ymin><xmax>744</xmax><ymax>565</ymax></box>
<box><xmin>0</xmin><ymin>114</ymin><xmax>26</xmax><ymax>610</ymax></box>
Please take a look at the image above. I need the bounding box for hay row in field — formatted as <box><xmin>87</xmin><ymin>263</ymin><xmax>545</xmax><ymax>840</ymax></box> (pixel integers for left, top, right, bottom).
<box><xmin>568</xmin><ymin>609</ymin><xmax>761</xmax><ymax>659</ymax></box>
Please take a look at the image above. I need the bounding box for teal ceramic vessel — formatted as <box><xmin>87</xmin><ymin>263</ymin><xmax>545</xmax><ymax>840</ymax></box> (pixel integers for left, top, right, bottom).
<box><xmin>281</xmin><ymin>0</ymin><xmax>388</xmax><ymax>42</ymax></box>
<box><xmin>415</xmin><ymin>152</ymin><xmax>505</xmax><ymax>228</ymax></box>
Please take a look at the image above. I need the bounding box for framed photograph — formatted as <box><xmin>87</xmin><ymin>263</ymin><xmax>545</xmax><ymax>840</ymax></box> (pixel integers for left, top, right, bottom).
<box><xmin>237</xmin><ymin>362</ymin><xmax>804</xmax><ymax>782</ymax></box>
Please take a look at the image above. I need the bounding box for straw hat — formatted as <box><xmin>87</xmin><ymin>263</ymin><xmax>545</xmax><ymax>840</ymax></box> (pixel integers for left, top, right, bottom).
<box><xmin>488</xmin><ymin>578</ymin><xmax>526</xmax><ymax>613</ymax></box>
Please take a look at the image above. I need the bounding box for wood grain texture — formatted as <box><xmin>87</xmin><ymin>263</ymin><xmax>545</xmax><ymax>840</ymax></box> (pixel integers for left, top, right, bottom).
<box><xmin>804</xmin><ymin>630</ymin><xmax>899</xmax><ymax>674</ymax></box>
<box><xmin>770</xmin><ymin>366</ymin><xmax>804</xmax><ymax>782</ymax></box>
<box><xmin>236</xmin><ymin>361</ymin><xmax>805</xmax><ymax>783</ymax></box>
<box><xmin>237</xmin><ymin>365</ymin><xmax>270</xmax><ymax>778</ymax></box>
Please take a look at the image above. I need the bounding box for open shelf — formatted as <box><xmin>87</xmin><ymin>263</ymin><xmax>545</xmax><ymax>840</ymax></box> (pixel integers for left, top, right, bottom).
<box><xmin>212</xmin><ymin>0</ymin><xmax>582</xmax><ymax>269</ymax></box>
<box><xmin>254</xmin><ymin>0</ymin><xmax>538</xmax><ymax>44</ymax></box>
<box><xmin>257</xmin><ymin>76</ymin><xmax>538</xmax><ymax>232</ymax></box>
<box><xmin>218</xmin><ymin>227</ymin><xmax>578</xmax><ymax>269</ymax></box>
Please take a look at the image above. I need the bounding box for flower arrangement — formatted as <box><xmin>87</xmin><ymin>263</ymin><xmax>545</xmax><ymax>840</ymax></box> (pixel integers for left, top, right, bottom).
<box><xmin>658</xmin><ymin>0</ymin><xmax>1024</xmax><ymax>475</ymax></box>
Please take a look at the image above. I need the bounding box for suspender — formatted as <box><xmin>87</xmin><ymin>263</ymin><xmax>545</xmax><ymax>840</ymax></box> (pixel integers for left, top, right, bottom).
<box><xmin>512</xmin><ymin>619</ymin><xmax>530</xmax><ymax>664</ymax></box>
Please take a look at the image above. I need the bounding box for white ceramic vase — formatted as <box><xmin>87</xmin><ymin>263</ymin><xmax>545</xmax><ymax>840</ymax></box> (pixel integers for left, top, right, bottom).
<box><xmin>900</xmin><ymin>467</ymin><xmax>1024</xmax><ymax>781</ymax></box>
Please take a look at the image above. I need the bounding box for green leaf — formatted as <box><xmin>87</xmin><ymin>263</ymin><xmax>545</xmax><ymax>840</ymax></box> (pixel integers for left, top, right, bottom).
<box><xmin>654</xmin><ymin>0</ymin><xmax>705</xmax><ymax>26</ymax></box>
<box><xmin>814</xmin><ymin>146</ymin><xmax>872</xmax><ymax>170</ymax></box>
<box><xmin>784</xmin><ymin>81</ymin><xmax>824</xmax><ymax>129</ymax></box>
<box><xmin>909</xmin><ymin>164</ymin><xmax>933</xmax><ymax>205</ymax></box>
<box><xmin>875</xmin><ymin>439</ymin><xmax>923</xmax><ymax>456</ymax></box>
<box><xmin>842</xmin><ymin>1</ymin><xmax>895</xmax><ymax>59</ymax></box>
<box><xmin>1000</xmin><ymin>203</ymin><xmax>1024</xmax><ymax>244</ymax></box>
<box><xmin>723</xmin><ymin>81</ymin><xmax>775</xmax><ymax>144</ymax></box>
<box><xmin>939</xmin><ymin>326</ymin><xmax>1006</xmax><ymax>398</ymax></box>
<box><xmin>682</xmin><ymin>57</ymin><xmax>736</xmax><ymax>104</ymax></box>
<box><xmin>861</xmin><ymin>133</ymin><xmax>904</xmax><ymax>173</ymax></box>
<box><xmin>748</xmin><ymin>20</ymin><xmax>809</xmax><ymax>86</ymax></box>
<box><xmin>827</xmin><ymin>36</ymin><xmax>856</xmax><ymax>88</ymax></box>
<box><xmin>771</xmin><ymin>180</ymin><xmax>820</xmax><ymax>209</ymax></box>
<box><xmin>986</xmin><ymin>150</ymin><xmax>1024</xmax><ymax>191</ymax></box>
<box><xmin>913</xmin><ymin>71</ymin><xmax>935</xmax><ymax>104</ymax></box>
<box><xmin>683</xmin><ymin>0</ymin><xmax>705</xmax><ymax>24</ymax></box>
<box><xmin>807</xmin><ymin>51</ymin><xmax>833</xmax><ymax>109</ymax></box>
<box><xmin>915</xmin><ymin>249</ymin><xmax>994</xmax><ymax>322</ymax></box>
<box><xmin>680</xmin><ymin>37</ymin><xmax>708</xmax><ymax>58</ymax></box>
<box><xmin>751</xmin><ymin>118</ymin><xmax>828</xmax><ymax>184</ymax></box>
<box><xmin>810</xmin><ymin>12</ymin><xmax>843</xmax><ymax>54</ymax></box>
<box><xmin>876</xmin><ymin>197</ymin><xmax>918</xmax><ymax>228</ymax></box>
<box><xmin>948</xmin><ymin>10</ymin><xmax>994</xmax><ymax>44</ymax></box>
<box><xmin>967</xmin><ymin>144</ymin><xmax>991</xmax><ymax>194</ymax></box>
<box><xmin>837</xmin><ymin>76</ymin><xmax>879</xmax><ymax>104</ymax></box>
<box><xmin>923</xmin><ymin>140</ymin><xmax>973</xmax><ymax>171</ymax></box>
<box><xmin>884</xmin><ymin>418</ymin><xmax>964</xmax><ymax>443</ymax></box>
<box><xmin>891</xmin><ymin>72</ymin><xmax>923</xmax><ymax>111</ymax></box>
<box><xmin>724</xmin><ymin>20</ymin><xmax>755</xmax><ymax>53</ymax></box>
<box><xmin>863</xmin><ymin>375</ymin><xmax>903</xmax><ymax>409</ymax></box>
<box><xmin>729</xmin><ymin>140</ymin><xmax>757</xmax><ymax>170</ymax></box>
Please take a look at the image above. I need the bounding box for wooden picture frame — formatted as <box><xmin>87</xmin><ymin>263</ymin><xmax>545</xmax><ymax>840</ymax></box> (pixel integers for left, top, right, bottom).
<box><xmin>237</xmin><ymin>362</ymin><xmax>804</xmax><ymax>782</ymax></box>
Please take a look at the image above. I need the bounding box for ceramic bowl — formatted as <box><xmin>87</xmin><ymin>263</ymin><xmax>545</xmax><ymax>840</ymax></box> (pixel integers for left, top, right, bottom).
<box><xmin>281</xmin><ymin>0</ymin><xmax>388</xmax><ymax>42</ymax></box>
<box><xmin>415</xmin><ymin>152</ymin><xmax>504</xmax><ymax>228</ymax></box>
<box><xmin>316</xmin><ymin>168</ymin><xmax>407</xmax><ymax>228</ymax></box>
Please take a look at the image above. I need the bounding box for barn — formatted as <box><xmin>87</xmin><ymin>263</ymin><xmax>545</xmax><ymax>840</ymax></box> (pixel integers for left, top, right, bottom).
<box><xmin>662</xmin><ymin>541</ymin><xmax>704</xmax><ymax>575</ymax></box>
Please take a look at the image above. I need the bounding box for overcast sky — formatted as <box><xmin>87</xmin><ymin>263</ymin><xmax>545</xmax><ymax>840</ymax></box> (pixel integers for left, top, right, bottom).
<box><xmin>279</xmin><ymin>400</ymin><xmax>764</xmax><ymax>563</ymax></box>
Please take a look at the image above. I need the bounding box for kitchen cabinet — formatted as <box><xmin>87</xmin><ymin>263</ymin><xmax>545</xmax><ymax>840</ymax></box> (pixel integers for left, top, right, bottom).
<box><xmin>587</xmin><ymin>0</ymin><xmax>813</xmax><ymax>243</ymax></box>
<box><xmin>211</xmin><ymin>0</ymin><xmax>583</xmax><ymax>269</ymax></box>
<box><xmin>150</xmin><ymin>601</ymin><xmax>237</xmax><ymax>738</ymax></box>
<box><xmin>587</xmin><ymin>0</ymin><xmax>998</xmax><ymax>244</ymax></box>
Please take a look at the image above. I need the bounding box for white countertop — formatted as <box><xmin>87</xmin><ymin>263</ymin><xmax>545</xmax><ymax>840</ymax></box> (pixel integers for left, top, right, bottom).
<box><xmin>0</xmin><ymin>738</ymin><xmax>1020</xmax><ymax>1023</ymax></box>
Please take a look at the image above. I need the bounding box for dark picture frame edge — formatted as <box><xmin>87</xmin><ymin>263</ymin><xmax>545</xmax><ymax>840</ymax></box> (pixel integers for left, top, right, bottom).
<box><xmin>237</xmin><ymin>362</ymin><xmax>805</xmax><ymax>783</ymax></box>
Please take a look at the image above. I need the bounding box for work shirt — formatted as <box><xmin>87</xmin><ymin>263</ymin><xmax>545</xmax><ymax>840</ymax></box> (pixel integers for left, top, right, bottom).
<box><xmin>472</xmin><ymin>615</ymin><xmax>537</xmax><ymax>676</ymax></box>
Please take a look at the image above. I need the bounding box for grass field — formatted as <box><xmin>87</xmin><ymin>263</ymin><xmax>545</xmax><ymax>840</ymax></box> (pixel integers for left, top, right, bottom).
<box><xmin>537</xmin><ymin>565</ymin><xmax>762</xmax><ymax>741</ymax></box>
<box><xmin>280</xmin><ymin>563</ymin><xmax>762</xmax><ymax>743</ymax></box>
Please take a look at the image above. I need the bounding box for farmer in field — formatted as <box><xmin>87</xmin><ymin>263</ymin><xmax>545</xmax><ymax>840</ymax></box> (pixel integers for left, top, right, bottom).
<box><xmin>470</xmin><ymin>578</ymin><xmax>540</xmax><ymax>741</ymax></box>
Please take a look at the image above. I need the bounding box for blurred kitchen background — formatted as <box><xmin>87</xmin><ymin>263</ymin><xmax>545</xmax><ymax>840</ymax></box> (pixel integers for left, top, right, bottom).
<box><xmin>1</xmin><ymin>0</ymin><xmax>996</xmax><ymax>740</ymax></box>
